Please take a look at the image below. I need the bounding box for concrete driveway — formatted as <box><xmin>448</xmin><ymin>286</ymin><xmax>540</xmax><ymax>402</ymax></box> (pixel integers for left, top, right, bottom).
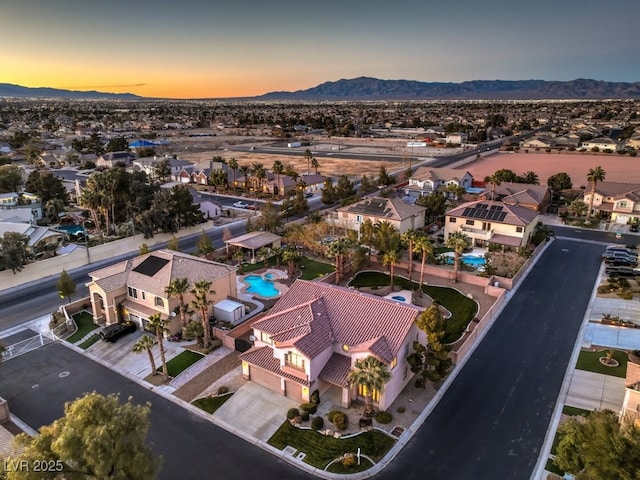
<box><xmin>564</xmin><ymin>369</ymin><xmax>626</xmax><ymax>411</ymax></box>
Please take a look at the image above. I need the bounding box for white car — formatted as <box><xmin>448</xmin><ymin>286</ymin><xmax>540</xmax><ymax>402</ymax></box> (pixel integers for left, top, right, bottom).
<box><xmin>233</xmin><ymin>201</ymin><xmax>249</xmax><ymax>209</ymax></box>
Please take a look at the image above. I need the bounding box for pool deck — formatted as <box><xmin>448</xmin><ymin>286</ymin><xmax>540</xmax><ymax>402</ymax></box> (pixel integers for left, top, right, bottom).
<box><xmin>238</xmin><ymin>268</ymin><xmax>290</xmax><ymax>301</ymax></box>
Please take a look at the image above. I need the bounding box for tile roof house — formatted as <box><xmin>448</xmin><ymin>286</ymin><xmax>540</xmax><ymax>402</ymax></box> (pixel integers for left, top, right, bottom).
<box><xmin>582</xmin><ymin>182</ymin><xmax>640</xmax><ymax>225</ymax></box>
<box><xmin>581</xmin><ymin>137</ymin><xmax>622</xmax><ymax>152</ymax></box>
<box><xmin>483</xmin><ymin>182</ymin><xmax>551</xmax><ymax>212</ymax></box>
<box><xmin>334</xmin><ymin>197</ymin><xmax>426</xmax><ymax>234</ymax></box>
<box><xmin>96</xmin><ymin>151</ymin><xmax>138</xmax><ymax>169</ymax></box>
<box><xmin>86</xmin><ymin>249</ymin><xmax>237</xmax><ymax>333</ymax></box>
<box><xmin>240</xmin><ymin>280</ymin><xmax>423</xmax><ymax>409</ymax></box>
<box><xmin>444</xmin><ymin>199</ymin><xmax>539</xmax><ymax>248</ymax></box>
<box><xmin>404</xmin><ymin>167</ymin><xmax>473</xmax><ymax>200</ymax></box>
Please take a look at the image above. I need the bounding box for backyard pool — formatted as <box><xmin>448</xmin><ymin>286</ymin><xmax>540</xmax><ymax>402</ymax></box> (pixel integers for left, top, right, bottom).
<box><xmin>56</xmin><ymin>224</ymin><xmax>86</xmax><ymax>236</ymax></box>
<box><xmin>445</xmin><ymin>254</ymin><xmax>486</xmax><ymax>267</ymax></box>
<box><xmin>391</xmin><ymin>296</ymin><xmax>406</xmax><ymax>302</ymax></box>
<box><xmin>244</xmin><ymin>274</ymin><xmax>280</xmax><ymax>298</ymax></box>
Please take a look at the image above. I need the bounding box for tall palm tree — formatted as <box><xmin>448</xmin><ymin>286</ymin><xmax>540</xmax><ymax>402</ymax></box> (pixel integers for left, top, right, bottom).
<box><xmin>374</xmin><ymin>220</ymin><xmax>400</xmax><ymax>254</ymax></box>
<box><xmin>146</xmin><ymin>314</ymin><xmax>169</xmax><ymax>378</ymax></box>
<box><xmin>382</xmin><ymin>250</ymin><xmax>400</xmax><ymax>290</ymax></box>
<box><xmin>239</xmin><ymin>165</ymin><xmax>251</xmax><ymax>194</ymax></box>
<box><xmin>521</xmin><ymin>171</ymin><xmax>539</xmax><ymax>185</ymax></box>
<box><xmin>359</xmin><ymin>219</ymin><xmax>376</xmax><ymax>265</ymax></box>
<box><xmin>272</xmin><ymin>160</ymin><xmax>284</xmax><ymax>197</ymax></box>
<box><xmin>303</xmin><ymin>148</ymin><xmax>312</xmax><ymax>176</ymax></box>
<box><xmin>164</xmin><ymin>278</ymin><xmax>191</xmax><ymax>329</ymax></box>
<box><xmin>347</xmin><ymin>355</ymin><xmax>391</xmax><ymax>417</ymax></box>
<box><xmin>484</xmin><ymin>173</ymin><xmax>502</xmax><ymax>200</ymax></box>
<box><xmin>311</xmin><ymin>157</ymin><xmax>320</xmax><ymax>174</ymax></box>
<box><xmin>132</xmin><ymin>334</ymin><xmax>158</xmax><ymax>376</ymax></box>
<box><xmin>401</xmin><ymin>229</ymin><xmax>418</xmax><ymax>283</ymax></box>
<box><xmin>326</xmin><ymin>237</ymin><xmax>352</xmax><ymax>285</ymax></box>
<box><xmin>228</xmin><ymin>157</ymin><xmax>238</xmax><ymax>188</ymax></box>
<box><xmin>414</xmin><ymin>234</ymin><xmax>434</xmax><ymax>295</ymax></box>
<box><xmin>585</xmin><ymin>166</ymin><xmax>606</xmax><ymax>223</ymax></box>
<box><xmin>281</xmin><ymin>246</ymin><xmax>302</xmax><ymax>277</ymax></box>
<box><xmin>251</xmin><ymin>162</ymin><xmax>266</xmax><ymax>193</ymax></box>
<box><xmin>446</xmin><ymin>231</ymin><xmax>470</xmax><ymax>283</ymax></box>
<box><xmin>190</xmin><ymin>280</ymin><xmax>214</xmax><ymax>348</ymax></box>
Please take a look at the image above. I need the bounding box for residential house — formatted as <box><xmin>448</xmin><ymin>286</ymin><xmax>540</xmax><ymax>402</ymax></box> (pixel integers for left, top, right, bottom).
<box><xmin>334</xmin><ymin>197</ymin><xmax>426</xmax><ymax>234</ymax></box>
<box><xmin>445</xmin><ymin>132</ymin><xmax>468</xmax><ymax>145</ymax></box>
<box><xmin>175</xmin><ymin>160</ymin><xmax>229</xmax><ymax>185</ymax></box>
<box><xmin>625</xmin><ymin>135</ymin><xmax>640</xmax><ymax>150</ymax></box>
<box><xmin>582</xmin><ymin>182</ymin><xmax>640</xmax><ymax>224</ymax></box>
<box><xmin>96</xmin><ymin>151</ymin><xmax>137</xmax><ymax>169</ymax></box>
<box><xmin>483</xmin><ymin>182</ymin><xmax>551</xmax><ymax>212</ymax></box>
<box><xmin>234</xmin><ymin>171</ymin><xmax>325</xmax><ymax>197</ymax></box>
<box><xmin>404</xmin><ymin>167</ymin><xmax>473</xmax><ymax>200</ymax></box>
<box><xmin>581</xmin><ymin>137</ymin><xmax>621</xmax><ymax>152</ymax></box>
<box><xmin>0</xmin><ymin>222</ymin><xmax>63</xmax><ymax>252</ymax></box>
<box><xmin>240</xmin><ymin>280</ymin><xmax>423</xmax><ymax>409</ymax></box>
<box><xmin>0</xmin><ymin>193</ymin><xmax>19</xmax><ymax>207</ymax></box>
<box><xmin>621</xmin><ymin>362</ymin><xmax>640</xmax><ymax>427</ymax></box>
<box><xmin>130</xmin><ymin>156</ymin><xmax>193</xmax><ymax>180</ymax></box>
<box><xmin>521</xmin><ymin>137</ymin><xmax>556</xmax><ymax>150</ymax></box>
<box><xmin>86</xmin><ymin>249</ymin><xmax>237</xmax><ymax>333</ymax></box>
<box><xmin>444</xmin><ymin>199</ymin><xmax>539</xmax><ymax>248</ymax></box>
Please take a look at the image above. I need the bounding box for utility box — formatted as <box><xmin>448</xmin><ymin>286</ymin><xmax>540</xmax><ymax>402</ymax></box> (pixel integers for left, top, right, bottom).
<box><xmin>213</xmin><ymin>299</ymin><xmax>245</xmax><ymax>326</ymax></box>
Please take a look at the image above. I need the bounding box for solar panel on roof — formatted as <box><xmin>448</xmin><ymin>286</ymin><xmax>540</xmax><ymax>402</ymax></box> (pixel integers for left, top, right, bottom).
<box><xmin>133</xmin><ymin>256</ymin><xmax>169</xmax><ymax>277</ymax></box>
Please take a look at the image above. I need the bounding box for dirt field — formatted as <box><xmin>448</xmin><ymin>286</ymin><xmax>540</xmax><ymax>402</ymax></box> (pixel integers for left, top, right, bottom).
<box><xmin>459</xmin><ymin>151</ymin><xmax>640</xmax><ymax>186</ymax></box>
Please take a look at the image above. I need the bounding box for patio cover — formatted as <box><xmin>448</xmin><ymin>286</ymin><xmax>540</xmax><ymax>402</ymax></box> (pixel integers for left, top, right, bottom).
<box><xmin>489</xmin><ymin>233</ymin><xmax>522</xmax><ymax>247</ymax></box>
<box><xmin>224</xmin><ymin>231</ymin><xmax>282</xmax><ymax>261</ymax></box>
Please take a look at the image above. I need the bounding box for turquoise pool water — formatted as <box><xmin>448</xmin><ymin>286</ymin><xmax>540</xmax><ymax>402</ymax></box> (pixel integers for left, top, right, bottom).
<box><xmin>244</xmin><ymin>274</ymin><xmax>280</xmax><ymax>297</ymax></box>
<box><xmin>56</xmin><ymin>225</ymin><xmax>85</xmax><ymax>235</ymax></box>
<box><xmin>445</xmin><ymin>254</ymin><xmax>486</xmax><ymax>267</ymax></box>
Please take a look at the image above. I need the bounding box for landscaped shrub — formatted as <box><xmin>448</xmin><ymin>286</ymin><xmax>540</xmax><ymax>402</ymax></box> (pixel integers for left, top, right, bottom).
<box><xmin>310</xmin><ymin>389</ymin><xmax>320</xmax><ymax>405</ymax></box>
<box><xmin>331</xmin><ymin>411</ymin><xmax>349</xmax><ymax>431</ymax></box>
<box><xmin>617</xmin><ymin>290</ymin><xmax>633</xmax><ymax>300</ymax></box>
<box><xmin>341</xmin><ymin>453</ymin><xmax>356</xmax><ymax>467</ymax></box>
<box><xmin>311</xmin><ymin>416</ymin><xmax>324</xmax><ymax>430</ymax></box>
<box><xmin>327</xmin><ymin>410</ymin><xmax>337</xmax><ymax>423</ymax></box>
<box><xmin>287</xmin><ymin>408</ymin><xmax>300</xmax><ymax>420</ymax></box>
<box><xmin>299</xmin><ymin>402</ymin><xmax>317</xmax><ymax>414</ymax></box>
<box><xmin>217</xmin><ymin>386</ymin><xmax>229</xmax><ymax>395</ymax></box>
<box><xmin>396</xmin><ymin>406</ymin><xmax>406</xmax><ymax>414</ymax></box>
<box><xmin>301</xmin><ymin>410</ymin><xmax>310</xmax><ymax>421</ymax></box>
<box><xmin>375</xmin><ymin>411</ymin><xmax>393</xmax><ymax>424</ymax></box>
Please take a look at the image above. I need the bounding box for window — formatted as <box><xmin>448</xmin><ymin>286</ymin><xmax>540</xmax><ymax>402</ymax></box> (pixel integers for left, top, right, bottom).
<box><xmin>154</xmin><ymin>297</ymin><xmax>164</xmax><ymax>307</ymax></box>
<box><xmin>619</xmin><ymin>201</ymin><xmax>628</xmax><ymax>208</ymax></box>
<box><xmin>389</xmin><ymin>357</ymin><xmax>397</xmax><ymax>370</ymax></box>
<box><xmin>449</xmin><ymin>217</ymin><xmax>456</xmax><ymax>223</ymax></box>
<box><xmin>260</xmin><ymin>331</ymin><xmax>272</xmax><ymax>345</ymax></box>
<box><xmin>285</xmin><ymin>351</ymin><xmax>305</xmax><ymax>370</ymax></box>
<box><xmin>356</xmin><ymin>214</ymin><xmax>363</xmax><ymax>223</ymax></box>
<box><xmin>465</xmin><ymin>219</ymin><xmax>474</xmax><ymax>226</ymax></box>
<box><xmin>127</xmin><ymin>287</ymin><xmax>138</xmax><ymax>299</ymax></box>
<box><xmin>97</xmin><ymin>295</ymin><xmax>105</xmax><ymax>310</ymax></box>
<box><xmin>358</xmin><ymin>384</ymin><xmax>380</xmax><ymax>403</ymax></box>
<box><xmin>141</xmin><ymin>291</ymin><xmax>146</xmax><ymax>301</ymax></box>
<box><xmin>516</xmin><ymin>226</ymin><xmax>523</xmax><ymax>233</ymax></box>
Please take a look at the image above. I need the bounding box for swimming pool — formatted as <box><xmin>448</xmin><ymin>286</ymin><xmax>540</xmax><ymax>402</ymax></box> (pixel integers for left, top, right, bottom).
<box><xmin>445</xmin><ymin>254</ymin><xmax>486</xmax><ymax>267</ymax></box>
<box><xmin>244</xmin><ymin>274</ymin><xmax>280</xmax><ymax>298</ymax></box>
<box><xmin>391</xmin><ymin>295</ymin><xmax>406</xmax><ymax>302</ymax></box>
<box><xmin>56</xmin><ymin>224</ymin><xmax>86</xmax><ymax>235</ymax></box>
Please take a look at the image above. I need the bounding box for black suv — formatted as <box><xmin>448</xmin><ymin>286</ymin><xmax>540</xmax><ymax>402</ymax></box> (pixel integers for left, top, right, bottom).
<box><xmin>99</xmin><ymin>321</ymin><xmax>137</xmax><ymax>342</ymax></box>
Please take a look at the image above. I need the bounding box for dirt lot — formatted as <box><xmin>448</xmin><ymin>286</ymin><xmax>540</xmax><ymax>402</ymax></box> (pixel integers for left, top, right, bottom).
<box><xmin>460</xmin><ymin>151</ymin><xmax>640</xmax><ymax>185</ymax></box>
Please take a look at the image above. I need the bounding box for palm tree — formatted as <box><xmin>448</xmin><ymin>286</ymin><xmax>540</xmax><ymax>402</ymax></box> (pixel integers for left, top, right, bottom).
<box><xmin>251</xmin><ymin>162</ymin><xmax>266</xmax><ymax>193</ymax></box>
<box><xmin>311</xmin><ymin>157</ymin><xmax>320</xmax><ymax>174</ymax></box>
<box><xmin>347</xmin><ymin>355</ymin><xmax>391</xmax><ymax>417</ymax></box>
<box><xmin>374</xmin><ymin>220</ymin><xmax>400</xmax><ymax>254</ymax></box>
<box><xmin>521</xmin><ymin>171</ymin><xmax>539</xmax><ymax>185</ymax></box>
<box><xmin>303</xmin><ymin>148</ymin><xmax>312</xmax><ymax>176</ymax></box>
<box><xmin>239</xmin><ymin>165</ymin><xmax>251</xmax><ymax>194</ymax></box>
<box><xmin>184</xmin><ymin>320</ymin><xmax>204</xmax><ymax>346</ymax></box>
<box><xmin>272</xmin><ymin>160</ymin><xmax>284</xmax><ymax>197</ymax></box>
<box><xmin>585</xmin><ymin>166</ymin><xmax>606</xmax><ymax>223</ymax></box>
<box><xmin>326</xmin><ymin>237</ymin><xmax>352</xmax><ymax>285</ymax></box>
<box><xmin>190</xmin><ymin>280</ymin><xmax>214</xmax><ymax>348</ymax></box>
<box><xmin>164</xmin><ymin>278</ymin><xmax>191</xmax><ymax>329</ymax></box>
<box><xmin>446</xmin><ymin>231</ymin><xmax>470</xmax><ymax>283</ymax></box>
<box><xmin>146</xmin><ymin>314</ymin><xmax>169</xmax><ymax>378</ymax></box>
<box><xmin>359</xmin><ymin>219</ymin><xmax>376</xmax><ymax>265</ymax></box>
<box><xmin>281</xmin><ymin>246</ymin><xmax>302</xmax><ymax>277</ymax></box>
<box><xmin>414</xmin><ymin>234</ymin><xmax>434</xmax><ymax>295</ymax></box>
<box><xmin>484</xmin><ymin>173</ymin><xmax>501</xmax><ymax>200</ymax></box>
<box><xmin>382</xmin><ymin>250</ymin><xmax>400</xmax><ymax>290</ymax></box>
<box><xmin>132</xmin><ymin>334</ymin><xmax>158</xmax><ymax>376</ymax></box>
<box><xmin>401</xmin><ymin>229</ymin><xmax>418</xmax><ymax>283</ymax></box>
<box><xmin>228</xmin><ymin>158</ymin><xmax>238</xmax><ymax>188</ymax></box>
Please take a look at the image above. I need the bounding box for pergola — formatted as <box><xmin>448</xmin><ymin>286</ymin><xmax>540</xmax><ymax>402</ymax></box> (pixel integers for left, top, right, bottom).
<box><xmin>224</xmin><ymin>231</ymin><xmax>282</xmax><ymax>262</ymax></box>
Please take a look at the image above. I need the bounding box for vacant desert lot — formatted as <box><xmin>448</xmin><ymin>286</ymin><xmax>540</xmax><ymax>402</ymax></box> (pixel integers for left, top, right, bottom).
<box><xmin>461</xmin><ymin>151</ymin><xmax>640</xmax><ymax>185</ymax></box>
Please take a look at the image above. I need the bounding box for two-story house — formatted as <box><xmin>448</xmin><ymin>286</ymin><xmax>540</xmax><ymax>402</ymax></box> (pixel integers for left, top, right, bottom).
<box><xmin>404</xmin><ymin>167</ymin><xmax>473</xmax><ymax>201</ymax></box>
<box><xmin>580</xmin><ymin>137</ymin><xmax>621</xmax><ymax>152</ymax></box>
<box><xmin>86</xmin><ymin>250</ymin><xmax>238</xmax><ymax>333</ymax></box>
<box><xmin>334</xmin><ymin>197</ymin><xmax>426</xmax><ymax>234</ymax></box>
<box><xmin>444</xmin><ymin>200</ymin><xmax>539</xmax><ymax>249</ymax></box>
<box><xmin>582</xmin><ymin>182</ymin><xmax>640</xmax><ymax>225</ymax></box>
<box><xmin>240</xmin><ymin>280</ymin><xmax>423</xmax><ymax>409</ymax></box>
<box><xmin>483</xmin><ymin>182</ymin><xmax>551</xmax><ymax>212</ymax></box>
<box><xmin>96</xmin><ymin>151</ymin><xmax>138</xmax><ymax>169</ymax></box>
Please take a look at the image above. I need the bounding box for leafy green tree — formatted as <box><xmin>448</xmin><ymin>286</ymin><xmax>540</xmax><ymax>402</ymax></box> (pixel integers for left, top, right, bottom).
<box><xmin>547</xmin><ymin>172</ymin><xmax>573</xmax><ymax>191</ymax></box>
<box><xmin>347</xmin><ymin>355</ymin><xmax>391</xmax><ymax>416</ymax></box>
<box><xmin>335</xmin><ymin>175</ymin><xmax>356</xmax><ymax>201</ymax></box>
<box><xmin>56</xmin><ymin>269</ymin><xmax>76</xmax><ymax>303</ymax></box>
<box><xmin>407</xmin><ymin>304</ymin><xmax>452</xmax><ymax>387</ymax></box>
<box><xmin>146</xmin><ymin>314</ymin><xmax>169</xmax><ymax>378</ymax></box>
<box><xmin>554</xmin><ymin>409</ymin><xmax>640</xmax><ymax>480</ymax></box>
<box><xmin>164</xmin><ymin>278</ymin><xmax>191</xmax><ymax>329</ymax></box>
<box><xmin>139</xmin><ymin>243</ymin><xmax>150</xmax><ymax>255</ymax></box>
<box><xmin>195</xmin><ymin>231</ymin><xmax>214</xmax><ymax>259</ymax></box>
<box><xmin>416</xmin><ymin>192</ymin><xmax>447</xmax><ymax>223</ymax></box>
<box><xmin>446</xmin><ymin>231</ymin><xmax>470</xmax><ymax>283</ymax></box>
<box><xmin>531</xmin><ymin>222</ymin><xmax>555</xmax><ymax>246</ymax></box>
<box><xmin>0</xmin><ymin>232</ymin><xmax>29</xmax><ymax>274</ymax></box>
<box><xmin>167</xmin><ymin>235</ymin><xmax>180</xmax><ymax>252</ymax></box>
<box><xmin>154</xmin><ymin>158</ymin><xmax>172</xmax><ymax>183</ymax></box>
<box><xmin>0</xmin><ymin>164</ymin><xmax>24</xmax><ymax>193</ymax></box>
<box><xmin>321</xmin><ymin>179</ymin><xmax>337</xmax><ymax>205</ymax></box>
<box><xmin>7</xmin><ymin>392</ymin><xmax>160</xmax><ymax>480</ymax></box>
<box><xmin>377</xmin><ymin>165</ymin><xmax>395</xmax><ymax>187</ymax></box>
<box><xmin>567</xmin><ymin>199</ymin><xmax>588</xmax><ymax>217</ymax></box>
<box><xmin>170</xmin><ymin>185</ymin><xmax>204</xmax><ymax>229</ymax></box>
<box><xmin>585</xmin><ymin>165</ymin><xmax>606</xmax><ymax>223</ymax></box>
<box><xmin>132</xmin><ymin>335</ymin><xmax>158</xmax><ymax>376</ymax></box>
<box><xmin>254</xmin><ymin>201</ymin><xmax>282</xmax><ymax>233</ymax></box>
<box><xmin>359</xmin><ymin>174</ymin><xmax>376</xmax><ymax>195</ymax></box>
<box><xmin>190</xmin><ymin>280</ymin><xmax>214</xmax><ymax>348</ymax></box>
<box><xmin>106</xmin><ymin>136</ymin><xmax>129</xmax><ymax>152</ymax></box>
<box><xmin>293</xmin><ymin>181</ymin><xmax>309</xmax><ymax>214</ymax></box>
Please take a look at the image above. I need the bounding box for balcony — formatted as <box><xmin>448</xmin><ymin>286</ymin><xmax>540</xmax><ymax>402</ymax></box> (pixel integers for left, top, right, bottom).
<box><xmin>460</xmin><ymin>226</ymin><xmax>492</xmax><ymax>239</ymax></box>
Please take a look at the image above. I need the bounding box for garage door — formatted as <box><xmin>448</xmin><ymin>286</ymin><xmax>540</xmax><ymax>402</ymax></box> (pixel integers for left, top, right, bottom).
<box><xmin>284</xmin><ymin>379</ymin><xmax>304</xmax><ymax>403</ymax></box>
<box><xmin>249</xmin><ymin>366</ymin><xmax>281</xmax><ymax>392</ymax></box>
<box><xmin>129</xmin><ymin>314</ymin><xmax>142</xmax><ymax>329</ymax></box>
<box><xmin>616</xmin><ymin>215</ymin><xmax>628</xmax><ymax>224</ymax></box>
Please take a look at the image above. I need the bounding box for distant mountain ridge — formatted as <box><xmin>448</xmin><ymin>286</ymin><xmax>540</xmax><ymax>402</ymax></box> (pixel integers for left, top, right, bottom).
<box><xmin>257</xmin><ymin>77</ymin><xmax>640</xmax><ymax>100</ymax></box>
<box><xmin>0</xmin><ymin>83</ymin><xmax>141</xmax><ymax>99</ymax></box>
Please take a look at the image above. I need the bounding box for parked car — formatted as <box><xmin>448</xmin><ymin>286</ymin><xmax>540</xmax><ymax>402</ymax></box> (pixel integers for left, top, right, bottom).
<box><xmin>606</xmin><ymin>246</ymin><xmax>637</xmax><ymax>255</ymax></box>
<box><xmin>232</xmin><ymin>201</ymin><xmax>249</xmax><ymax>209</ymax></box>
<box><xmin>246</xmin><ymin>204</ymin><xmax>259</xmax><ymax>210</ymax></box>
<box><xmin>602</xmin><ymin>251</ymin><xmax>637</xmax><ymax>261</ymax></box>
<box><xmin>99</xmin><ymin>321</ymin><xmax>136</xmax><ymax>342</ymax></box>
<box><xmin>604</xmin><ymin>258</ymin><xmax>638</xmax><ymax>267</ymax></box>
<box><xmin>606</xmin><ymin>266</ymin><xmax>640</xmax><ymax>277</ymax></box>
<box><xmin>631</xmin><ymin>224</ymin><xmax>639</xmax><ymax>233</ymax></box>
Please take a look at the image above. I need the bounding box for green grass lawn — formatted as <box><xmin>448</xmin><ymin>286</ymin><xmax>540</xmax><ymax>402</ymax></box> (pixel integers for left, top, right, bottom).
<box><xmin>348</xmin><ymin>271</ymin><xmax>478</xmax><ymax>343</ymax></box>
<box><xmin>575</xmin><ymin>349</ymin><xmax>628</xmax><ymax>378</ymax></box>
<box><xmin>192</xmin><ymin>394</ymin><xmax>234</xmax><ymax>414</ymax></box>
<box><xmin>562</xmin><ymin>405</ymin><xmax>591</xmax><ymax>417</ymax></box>
<box><xmin>240</xmin><ymin>260</ymin><xmax>265</xmax><ymax>273</ymax></box>
<box><xmin>159</xmin><ymin>350</ymin><xmax>204</xmax><ymax>378</ymax></box>
<box><xmin>325</xmin><ymin>456</ymin><xmax>374</xmax><ymax>473</ymax></box>
<box><xmin>268</xmin><ymin>421</ymin><xmax>395</xmax><ymax>470</ymax></box>
<box><xmin>67</xmin><ymin>311</ymin><xmax>100</xmax><ymax>344</ymax></box>
<box><xmin>78</xmin><ymin>333</ymin><xmax>100</xmax><ymax>350</ymax></box>
<box><xmin>299</xmin><ymin>257</ymin><xmax>335</xmax><ymax>280</ymax></box>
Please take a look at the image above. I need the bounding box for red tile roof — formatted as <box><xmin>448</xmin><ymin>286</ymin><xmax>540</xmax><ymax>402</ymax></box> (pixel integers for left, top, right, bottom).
<box><xmin>240</xmin><ymin>346</ymin><xmax>310</xmax><ymax>386</ymax></box>
<box><xmin>319</xmin><ymin>353</ymin><xmax>352</xmax><ymax>387</ymax></box>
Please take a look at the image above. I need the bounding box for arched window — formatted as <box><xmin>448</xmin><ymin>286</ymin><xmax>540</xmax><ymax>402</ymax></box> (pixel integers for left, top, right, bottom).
<box><xmin>155</xmin><ymin>297</ymin><xmax>164</xmax><ymax>308</ymax></box>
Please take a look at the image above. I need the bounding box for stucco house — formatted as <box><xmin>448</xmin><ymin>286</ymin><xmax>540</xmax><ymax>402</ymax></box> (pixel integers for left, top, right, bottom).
<box><xmin>240</xmin><ymin>280</ymin><xmax>423</xmax><ymax>409</ymax></box>
<box><xmin>483</xmin><ymin>182</ymin><xmax>551</xmax><ymax>212</ymax></box>
<box><xmin>334</xmin><ymin>197</ymin><xmax>426</xmax><ymax>234</ymax></box>
<box><xmin>444</xmin><ymin>199</ymin><xmax>539</xmax><ymax>249</ymax></box>
<box><xmin>404</xmin><ymin>167</ymin><xmax>473</xmax><ymax>200</ymax></box>
<box><xmin>580</xmin><ymin>137</ymin><xmax>621</xmax><ymax>152</ymax></box>
<box><xmin>86</xmin><ymin>249</ymin><xmax>237</xmax><ymax>334</ymax></box>
<box><xmin>96</xmin><ymin>151</ymin><xmax>137</xmax><ymax>169</ymax></box>
<box><xmin>582</xmin><ymin>182</ymin><xmax>640</xmax><ymax>224</ymax></box>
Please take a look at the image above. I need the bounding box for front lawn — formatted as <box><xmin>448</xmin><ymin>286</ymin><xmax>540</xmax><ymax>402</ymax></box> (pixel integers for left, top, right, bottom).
<box><xmin>348</xmin><ymin>271</ymin><xmax>478</xmax><ymax>343</ymax></box>
<box><xmin>67</xmin><ymin>311</ymin><xmax>99</xmax><ymax>344</ymax></box>
<box><xmin>575</xmin><ymin>349</ymin><xmax>628</xmax><ymax>378</ymax></box>
<box><xmin>299</xmin><ymin>257</ymin><xmax>335</xmax><ymax>280</ymax></box>
<box><xmin>160</xmin><ymin>350</ymin><xmax>204</xmax><ymax>378</ymax></box>
<box><xmin>268</xmin><ymin>421</ymin><xmax>395</xmax><ymax>470</ymax></box>
<box><xmin>192</xmin><ymin>393</ymin><xmax>234</xmax><ymax>414</ymax></box>
<box><xmin>78</xmin><ymin>333</ymin><xmax>100</xmax><ymax>350</ymax></box>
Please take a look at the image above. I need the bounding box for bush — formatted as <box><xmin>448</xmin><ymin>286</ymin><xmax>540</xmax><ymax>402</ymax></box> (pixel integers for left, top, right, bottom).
<box><xmin>341</xmin><ymin>453</ymin><xmax>356</xmax><ymax>467</ymax></box>
<box><xmin>327</xmin><ymin>410</ymin><xmax>337</xmax><ymax>422</ymax></box>
<box><xmin>332</xmin><ymin>411</ymin><xmax>349</xmax><ymax>431</ymax></box>
<box><xmin>217</xmin><ymin>386</ymin><xmax>229</xmax><ymax>395</ymax></box>
<box><xmin>311</xmin><ymin>416</ymin><xmax>324</xmax><ymax>430</ymax></box>
<box><xmin>287</xmin><ymin>408</ymin><xmax>300</xmax><ymax>420</ymax></box>
<box><xmin>617</xmin><ymin>290</ymin><xmax>633</xmax><ymax>300</ymax></box>
<box><xmin>375</xmin><ymin>411</ymin><xmax>393</xmax><ymax>424</ymax></box>
<box><xmin>301</xmin><ymin>410</ymin><xmax>310</xmax><ymax>421</ymax></box>
<box><xmin>396</xmin><ymin>406</ymin><xmax>406</xmax><ymax>414</ymax></box>
<box><xmin>299</xmin><ymin>402</ymin><xmax>317</xmax><ymax>414</ymax></box>
<box><xmin>310</xmin><ymin>389</ymin><xmax>320</xmax><ymax>405</ymax></box>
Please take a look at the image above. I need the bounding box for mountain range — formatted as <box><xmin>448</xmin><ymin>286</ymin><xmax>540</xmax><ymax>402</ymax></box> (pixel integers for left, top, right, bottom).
<box><xmin>2</xmin><ymin>77</ymin><xmax>640</xmax><ymax>100</ymax></box>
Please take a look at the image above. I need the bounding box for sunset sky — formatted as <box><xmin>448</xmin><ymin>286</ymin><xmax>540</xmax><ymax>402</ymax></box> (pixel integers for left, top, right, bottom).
<box><xmin>2</xmin><ymin>0</ymin><xmax>639</xmax><ymax>99</ymax></box>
